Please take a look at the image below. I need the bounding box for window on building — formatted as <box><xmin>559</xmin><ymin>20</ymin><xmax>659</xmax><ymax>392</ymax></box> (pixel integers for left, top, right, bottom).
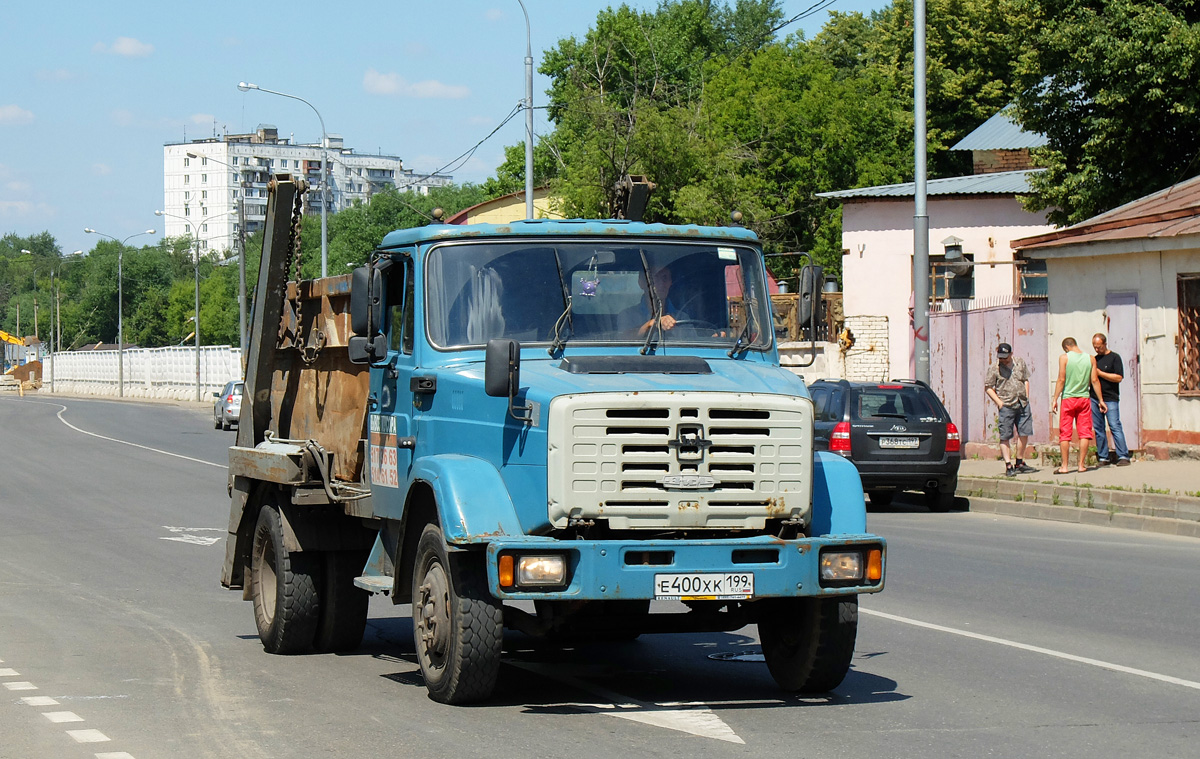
<box><xmin>202</xmin><ymin>156</ymin><xmax>208</xmax><ymax>166</ymax></box>
<box><xmin>202</xmin><ymin>206</ymin><xmax>208</xmax><ymax>216</ymax></box>
<box><xmin>202</xmin><ymin>190</ymin><xmax>207</xmax><ymax>199</ymax></box>
<box><xmin>184</xmin><ymin>206</ymin><xmax>191</xmax><ymax>216</ymax></box>
<box><xmin>1179</xmin><ymin>274</ymin><xmax>1200</xmax><ymax>395</ymax></box>
<box><xmin>201</xmin><ymin>240</ymin><xmax>208</xmax><ymax>250</ymax></box>
<box><xmin>184</xmin><ymin>191</ymin><xmax>190</xmax><ymax>201</ymax></box>
<box><xmin>184</xmin><ymin>157</ymin><xmax>190</xmax><ymax>167</ymax></box>
<box><xmin>929</xmin><ymin>253</ymin><xmax>975</xmax><ymax>300</ymax></box>
<box><xmin>202</xmin><ymin>174</ymin><xmax>207</xmax><ymax>183</ymax></box>
<box><xmin>184</xmin><ymin>175</ymin><xmax>190</xmax><ymax>185</ymax></box>
<box><xmin>202</xmin><ymin>224</ymin><xmax>208</xmax><ymax>233</ymax></box>
<box><xmin>232</xmin><ymin>156</ymin><xmax>239</xmax><ymax>165</ymax></box>
<box><xmin>1019</xmin><ymin>259</ymin><xmax>1048</xmax><ymax>298</ymax></box>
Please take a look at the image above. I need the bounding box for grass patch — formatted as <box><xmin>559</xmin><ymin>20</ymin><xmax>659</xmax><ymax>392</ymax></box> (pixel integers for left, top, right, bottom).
<box><xmin>1186</xmin><ymin>490</ymin><xmax>1200</xmax><ymax>499</ymax></box>
<box><xmin>1141</xmin><ymin>484</ymin><xmax>1170</xmax><ymax>495</ymax></box>
<box><xmin>1052</xmin><ymin>492</ymin><xmax>1061</xmax><ymax>506</ymax></box>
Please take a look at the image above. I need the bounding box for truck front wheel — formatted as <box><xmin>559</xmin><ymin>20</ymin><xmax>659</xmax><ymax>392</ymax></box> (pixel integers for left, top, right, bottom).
<box><xmin>250</xmin><ymin>505</ymin><xmax>320</xmax><ymax>654</ymax></box>
<box><xmin>412</xmin><ymin>523</ymin><xmax>502</xmax><ymax>704</ymax></box>
<box><xmin>758</xmin><ymin>596</ymin><xmax>857</xmax><ymax>693</ymax></box>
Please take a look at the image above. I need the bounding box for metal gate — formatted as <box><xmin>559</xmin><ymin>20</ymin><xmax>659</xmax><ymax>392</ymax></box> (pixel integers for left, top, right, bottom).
<box><xmin>929</xmin><ymin>298</ymin><xmax>1049</xmax><ymax>446</ymax></box>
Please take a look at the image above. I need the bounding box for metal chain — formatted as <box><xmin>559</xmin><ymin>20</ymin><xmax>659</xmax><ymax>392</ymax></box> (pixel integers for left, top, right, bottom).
<box><xmin>282</xmin><ymin>184</ymin><xmax>317</xmax><ymax>361</ymax></box>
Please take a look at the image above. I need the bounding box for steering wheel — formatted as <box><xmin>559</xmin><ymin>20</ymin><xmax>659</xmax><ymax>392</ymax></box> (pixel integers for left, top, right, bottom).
<box><xmin>667</xmin><ymin>318</ymin><xmax>721</xmax><ymax>332</ymax></box>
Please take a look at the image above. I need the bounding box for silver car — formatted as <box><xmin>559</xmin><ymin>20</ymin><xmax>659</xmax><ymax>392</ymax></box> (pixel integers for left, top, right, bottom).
<box><xmin>213</xmin><ymin>381</ymin><xmax>243</xmax><ymax>430</ymax></box>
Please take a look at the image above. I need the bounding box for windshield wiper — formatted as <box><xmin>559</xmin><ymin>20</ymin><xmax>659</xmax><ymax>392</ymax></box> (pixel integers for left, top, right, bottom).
<box><xmin>547</xmin><ymin>248</ymin><xmax>574</xmax><ymax>356</ymax></box>
<box><xmin>638</xmin><ymin>249</ymin><xmax>664</xmax><ymax>355</ymax></box>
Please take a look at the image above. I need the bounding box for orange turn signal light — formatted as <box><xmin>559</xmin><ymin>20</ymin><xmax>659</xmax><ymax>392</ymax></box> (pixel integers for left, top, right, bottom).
<box><xmin>499</xmin><ymin>554</ymin><xmax>515</xmax><ymax>587</ymax></box>
<box><xmin>866</xmin><ymin>548</ymin><xmax>883</xmax><ymax>582</ymax></box>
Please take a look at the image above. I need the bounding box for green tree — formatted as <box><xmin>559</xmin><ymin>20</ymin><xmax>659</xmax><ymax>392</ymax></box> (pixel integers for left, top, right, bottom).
<box><xmin>1015</xmin><ymin>0</ymin><xmax>1200</xmax><ymax>224</ymax></box>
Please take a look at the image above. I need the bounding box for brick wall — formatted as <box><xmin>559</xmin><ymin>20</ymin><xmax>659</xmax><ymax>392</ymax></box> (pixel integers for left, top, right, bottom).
<box><xmin>973</xmin><ymin>149</ymin><xmax>1034</xmax><ymax>175</ymax></box>
<box><xmin>843</xmin><ymin>315</ymin><xmax>890</xmax><ymax>382</ymax></box>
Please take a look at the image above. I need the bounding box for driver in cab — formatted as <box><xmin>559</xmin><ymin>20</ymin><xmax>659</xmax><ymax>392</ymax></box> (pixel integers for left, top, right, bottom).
<box><xmin>623</xmin><ymin>265</ymin><xmax>689</xmax><ymax>335</ymax></box>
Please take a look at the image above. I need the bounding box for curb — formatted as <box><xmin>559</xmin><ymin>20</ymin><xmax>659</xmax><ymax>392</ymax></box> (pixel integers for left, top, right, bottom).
<box><xmin>959</xmin><ymin>475</ymin><xmax>1200</xmax><ymax>539</ymax></box>
<box><xmin>966</xmin><ymin>496</ymin><xmax>1200</xmax><ymax>539</ymax></box>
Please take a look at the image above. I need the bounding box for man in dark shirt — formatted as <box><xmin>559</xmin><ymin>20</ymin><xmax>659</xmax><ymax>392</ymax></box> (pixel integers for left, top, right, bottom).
<box><xmin>1091</xmin><ymin>333</ymin><xmax>1130</xmax><ymax>466</ymax></box>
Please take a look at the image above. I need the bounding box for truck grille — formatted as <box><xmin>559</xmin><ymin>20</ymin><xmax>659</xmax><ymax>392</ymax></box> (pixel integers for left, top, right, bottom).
<box><xmin>547</xmin><ymin>393</ymin><xmax>814</xmax><ymax>530</ymax></box>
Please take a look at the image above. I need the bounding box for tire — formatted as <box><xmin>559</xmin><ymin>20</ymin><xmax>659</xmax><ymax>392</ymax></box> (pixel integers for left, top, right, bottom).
<box><xmin>222</xmin><ymin>419</ymin><xmax>232</xmax><ymax>431</ymax></box>
<box><xmin>250</xmin><ymin>505</ymin><xmax>321</xmax><ymax>654</ymax></box>
<box><xmin>412</xmin><ymin>523</ymin><xmax>503</xmax><ymax>704</ymax></box>
<box><xmin>926</xmin><ymin>484</ymin><xmax>956</xmax><ymax>512</ymax></box>
<box><xmin>214</xmin><ymin>416</ymin><xmax>222</xmax><ymax>429</ymax></box>
<box><xmin>759</xmin><ymin>596</ymin><xmax>857</xmax><ymax>693</ymax></box>
<box><xmin>314</xmin><ymin>550</ymin><xmax>371</xmax><ymax>653</ymax></box>
<box><xmin>867</xmin><ymin>490</ymin><xmax>894</xmax><ymax>508</ymax></box>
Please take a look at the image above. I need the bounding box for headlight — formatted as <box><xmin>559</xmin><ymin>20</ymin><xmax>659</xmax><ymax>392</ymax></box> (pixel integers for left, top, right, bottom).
<box><xmin>820</xmin><ymin>551</ymin><xmax>864</xmax><ymax>582</ymax></box>
<box><xmin>518</xmin><ymin>555</ymin><xmax>566</xmax><ymax>586</ymax></box>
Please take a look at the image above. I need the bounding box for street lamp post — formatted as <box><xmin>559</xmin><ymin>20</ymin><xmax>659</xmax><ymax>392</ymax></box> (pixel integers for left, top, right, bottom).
<box><xmin>83</xmin><ymin>228</ymin><xmax>157</xmax><ymax>397</ymax></box>
<box><xmin>186</xmin><ymin>151</ymin><xmax>248</xmax><ymax>354</ymax></box>
<box><xmin>157</xmin><ymin>209</ymin><xmax>235</xmax><ymax>402</ymax></box>
<box><xmin>516</xmin><ymin>0</ymin><xmax>535</xmax><ymax>220</ymax></box>
<box><xmin>45</xmin><ymin>250</ymin><xmax>85</xmax><ymax>394</ymax></box>
<box><xmin>238</xmin><ymin>81</ymin><xmax>329</xmax><ymax>276</ymax></box>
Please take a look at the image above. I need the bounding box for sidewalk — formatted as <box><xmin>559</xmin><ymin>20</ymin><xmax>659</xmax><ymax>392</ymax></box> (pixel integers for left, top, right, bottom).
<box><xmin>957</xmin><ymin>456</ymin><xmax>1200</xmax><ymax>539</ymax></box>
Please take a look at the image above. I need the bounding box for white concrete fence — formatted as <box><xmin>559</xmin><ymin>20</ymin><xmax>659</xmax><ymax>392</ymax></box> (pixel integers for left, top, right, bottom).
<box><xmin>45</xmin><ymin>346</ymin><xmax>243</xmax><ymax>401</ymax></box>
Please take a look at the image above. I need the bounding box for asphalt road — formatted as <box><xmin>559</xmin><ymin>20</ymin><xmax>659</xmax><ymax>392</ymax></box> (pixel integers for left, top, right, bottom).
<box><xmin>2</xmin><ymin>395</ymin><xmax>1197</xmax><ymax>758</ymax></box>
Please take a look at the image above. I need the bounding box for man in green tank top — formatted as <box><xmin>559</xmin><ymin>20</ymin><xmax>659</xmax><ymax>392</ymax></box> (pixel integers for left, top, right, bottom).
<box><xmin>1051</xmin><ymin>337</ymin><xmax>1106</xmax><ymax>474</ymax></box>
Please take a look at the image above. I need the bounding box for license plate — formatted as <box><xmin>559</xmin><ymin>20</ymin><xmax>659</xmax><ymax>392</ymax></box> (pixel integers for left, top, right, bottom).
<box><xmin>880</xmin><ymin>436</ymin><xmax>919</xmax><ymax>449</ymax></box>
<box><xmin>654</xmin><ymin>572</ymin><xmax>754</xmax><ymax>600</ymax></box>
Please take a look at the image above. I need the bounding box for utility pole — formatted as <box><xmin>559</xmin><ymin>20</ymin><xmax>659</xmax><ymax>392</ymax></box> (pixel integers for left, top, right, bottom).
<box><xmin>912</xmin><ymin>0</ymin><xmax>931</xmax><ymax>384</ymax></box>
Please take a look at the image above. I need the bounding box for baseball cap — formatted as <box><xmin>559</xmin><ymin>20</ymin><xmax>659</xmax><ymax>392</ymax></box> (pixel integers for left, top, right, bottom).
<box><xmin>996</xmin><ymin>342</ymin><xmax>1012</xmax><ymax>357</ymax></box>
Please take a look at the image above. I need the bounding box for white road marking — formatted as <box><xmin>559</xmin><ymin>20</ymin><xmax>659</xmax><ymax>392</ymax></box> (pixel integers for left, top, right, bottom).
<box><xmin>863</xmin><ymin>608</ymin><xmax>1200</xmax><ymax>691</ymax></box>
<box><xmin>96</xmin><ymin>754</ymin><xmax>137</xmax><ymax>759</ymax></box>
<box><xmin>161</xmin><ymin>535</ymin><xmax>222</xmax><ymax>546</ymax></box>
<box><xmin>508</xmin><ymin>661</ymin><xmax>744</xmax><ymax>744</ymax></box>
<box><xmin>0</xmin><ymin>668</ymin><xmax>19</xmax><ymax>676</ymax></box>
<box><xmin>43</xmin><ymin>711</ymin><xmax>85</xmax><ymax>723</ymax></box>
<box><xmin>66</xmin><ymin>729</ymin><xmax>111</xmax><ymax>743</ymax></box>
<box><xmin>3</xmin><ymin>681</ymin><xmax>37</xmax><ymax>690</ymax></box>
<box><xmin>28</xmin><ymin>401</ymin><xmax>229</xmax><ymax>469</ymax></box>
<box><xmin>20</xmin><ymin>696</ymin><xmax>60</xmax><ymax>706</ymax></box>
<box><xmin>160</xmin><ymin>526</ymin><xmax>224</xmax><ymax>546</ymax></box>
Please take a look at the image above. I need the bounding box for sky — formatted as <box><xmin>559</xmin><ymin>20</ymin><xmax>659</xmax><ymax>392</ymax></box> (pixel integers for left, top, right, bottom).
<box><xmin>2</xmin><ymin>0</ymin><xmax>887</xmax><ymax>257</ymax></box>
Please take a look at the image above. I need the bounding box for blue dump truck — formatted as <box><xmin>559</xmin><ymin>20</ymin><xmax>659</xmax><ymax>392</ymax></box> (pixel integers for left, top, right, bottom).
<box><xmin>222</xmin><ymin>177</ymin><xmax>885</xmax><ymax>704</ymax></box>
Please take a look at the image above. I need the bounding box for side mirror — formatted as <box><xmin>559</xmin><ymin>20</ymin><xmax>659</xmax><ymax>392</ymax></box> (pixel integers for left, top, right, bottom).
<box><xmin>350</xmin><ymin>265</ymin><xmax>385</xmax><ymax>337</ymax></box>
<box><xmin>485</xmin><ymin>339</ymin><xmax>534</xmax><ymax>422</ymax></box>
<box><xmin>799</xmin><ymin>263</ymin><xmax>824</xmax><ymax>341</ymax></box>
<box><xmin>348</xmin><ymin>334</ymin><xmax>387</xmax><ymax>365</ymax></box>
<box><xmin>485</xmin><ymin>338</ymin><xmax>520</xmax><ymax>397</ymax></box>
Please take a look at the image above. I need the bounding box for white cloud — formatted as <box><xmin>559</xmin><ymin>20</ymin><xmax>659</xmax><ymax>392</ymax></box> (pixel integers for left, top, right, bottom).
<box><xmin>111</xmin><ymin>108</ymin><xmax>137</xmax><ymax>126</ymax></box>
<box><xmin>94</xmin><ymin>36</ymin><xmax>154</xmax><ymax>57</ymax></box>
<box><xmin>0</xmin><ymin>200</ymin><xmax>55</xmax><ymax>218</ymax></box>
<box><xmin>190</xmin><ymin>112</ymin><xmax>215</xmax><ymax>126</ymax></box>
<box><xmin>36</xmin><ymin>68</ymin><xmax>74</xmax><ymax>82</ymax></box>
<box><xmin>363</xmin><ymin>68</ymin><xmax>469</xmax><ymax>99</ymax></box>
<box><xmin>486</xmin><ymin>9</ymin><xmax>504</xmax><ymax>21</ymax></box>
<box><xmin>92</xmin><ymin>164</ymin><xmax>112</xmax><ymax>176</ymax></box>
<box><xmin>6</xmin><ymin>180</ymin><xmax>32</xmax><ymax>192</ymax></box>
<box><xmin>0</xmin><ymin>105</ymin><xmax>34</xmax><ymax>125</ymax></box>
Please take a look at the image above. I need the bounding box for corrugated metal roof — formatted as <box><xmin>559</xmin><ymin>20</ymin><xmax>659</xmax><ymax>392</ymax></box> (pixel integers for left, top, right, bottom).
<box><xmin>1014</xmin><ymin>173</ymin><xmax>1200</xmax><ymax>252</ymax></box>
<box><xmin>817</xmin><ymin>169</ymin><xmax>1041</xmax><ymax>200</ymax></box>
<box><xmin>951</xmin><ymin>109</ymin><xmax>1048</xmax><ymax>151</ymax></box>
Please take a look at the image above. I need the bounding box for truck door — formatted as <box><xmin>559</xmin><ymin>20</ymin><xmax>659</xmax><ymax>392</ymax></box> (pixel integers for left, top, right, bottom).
<box><xmin>368</xmin><ymin>258</ymin><xmax>416</xmax><ymax>518</ymax></box>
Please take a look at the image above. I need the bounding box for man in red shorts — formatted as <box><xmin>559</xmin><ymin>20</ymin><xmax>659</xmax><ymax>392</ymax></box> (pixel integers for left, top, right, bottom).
<box><xmin>1051</xmin><ymin>337</ymin><xmax>1106</xmax><ymax>474</ymax></box>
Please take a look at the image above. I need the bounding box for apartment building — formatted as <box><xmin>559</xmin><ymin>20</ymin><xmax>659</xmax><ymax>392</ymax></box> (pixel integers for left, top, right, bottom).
<box><xmin>162</xmin><ymin>125</ymin><xmax>452</xmax><ymax>252</ymax></box>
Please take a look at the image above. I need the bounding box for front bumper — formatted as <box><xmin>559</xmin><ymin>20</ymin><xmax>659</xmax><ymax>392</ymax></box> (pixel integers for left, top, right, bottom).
<box><xmin>484</xmin><ymin>534</ymin><xmax>885</xmax><ymax>601</ymax></box>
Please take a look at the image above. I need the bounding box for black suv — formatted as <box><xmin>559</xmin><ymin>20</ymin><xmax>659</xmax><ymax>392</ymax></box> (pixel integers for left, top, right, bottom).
<box><xmin>808</xmin><ymin>379</ymin><xmax>961</xmax><ymax>511</ymax></box>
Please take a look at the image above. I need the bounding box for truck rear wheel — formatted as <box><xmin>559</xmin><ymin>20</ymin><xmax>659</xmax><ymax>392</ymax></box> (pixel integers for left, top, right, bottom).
<box><xmin>314</xmin><ymin>550</ymin><xmax>370</xmax><ymax>653</ymax></box>
<box><xmin>412</xmin><ymin>523</ymin><xmax>502</xmax><ymax>704</ymax></box>
<box><xmin>759</xmin><ymin>596</ymin><xmax>857</xmax><ymax>693</ymax></box>
<box><xmin>250</xmin><ymin>505</ymin><xmax>320</xmax><ymax>654</ymax></box>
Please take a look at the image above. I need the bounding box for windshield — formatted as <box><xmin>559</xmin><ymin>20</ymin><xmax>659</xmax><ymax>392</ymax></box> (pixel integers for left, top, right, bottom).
<box><xmin>425</xmin><ymin>240</ymin><xmax>773</xmax><ymax>352</ymax></box>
